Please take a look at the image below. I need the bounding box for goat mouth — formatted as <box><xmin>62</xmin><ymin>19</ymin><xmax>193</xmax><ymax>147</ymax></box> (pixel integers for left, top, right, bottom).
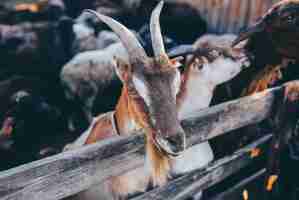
<box><xmin>239</xmin><ymin>55</ymin><xmax>251</xmax><ymax>68</ymax></box>
<box><xmin>153</xmin><ymin>135</ymin><xmax>186</xmax><ymax>158</ymax></box>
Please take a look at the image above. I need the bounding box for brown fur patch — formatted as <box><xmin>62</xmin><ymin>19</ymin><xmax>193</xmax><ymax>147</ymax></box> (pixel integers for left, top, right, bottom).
<box><xmin>242</xmin><ymin>64</ymin><xmax>282</xmax><ymax>96</ymax></box>
<box><xmin>176</xmin><ymin>57</ymin><xmax>203</xmax><ymax>110</ymax></box>
<box><xmin>146</xmin><ymin>136</ymin><xmax>170</xmax><ymax>187</ymax></box>
<box><xmin>284</xmin><ymin>81</ymin><xmax>299</xmax><ymax>102</ymax></box>
<box><xmin>85</xmin><ymin>114</ymin><xmax>114</xmax><ymax>144</ymax></box>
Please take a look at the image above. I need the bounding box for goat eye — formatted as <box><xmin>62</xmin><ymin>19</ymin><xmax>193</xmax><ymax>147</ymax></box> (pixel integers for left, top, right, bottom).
<box><xmin>193</xmin><ymin>58</ymin><xmax>203</xmax><ymax>70</ymax></box>
<box><xmin>285</xmin><ymin>15</ymin><xmax>294</xmax><ymax>23</ymax></box>
<box><xmin>211</xmin><ymin>50</ymin><xmax>219</xmax><ymax>57</ymax></box>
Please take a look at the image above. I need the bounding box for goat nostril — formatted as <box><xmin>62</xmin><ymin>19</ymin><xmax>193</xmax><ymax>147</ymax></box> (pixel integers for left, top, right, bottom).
<box><xmin>166</xmin><ymin>133</ymin><xmax>186</xmax><ymax>154</ymax></box>
<box><xmin>168</xmin><ymin>137</ymin><xmax>180</xmax><ymax>147</ymax></box>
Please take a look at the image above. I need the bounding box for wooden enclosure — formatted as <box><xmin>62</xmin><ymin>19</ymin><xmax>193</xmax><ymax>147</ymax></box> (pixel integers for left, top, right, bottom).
<box><xmin>175</xmin><ymin>0</ymin><xmax>279</xmax><ymax>33</ymax></box>
<box><xmin>0</xmin><ymin>81</ymin><xmax>298</xmax><ymax>200</ymax></box>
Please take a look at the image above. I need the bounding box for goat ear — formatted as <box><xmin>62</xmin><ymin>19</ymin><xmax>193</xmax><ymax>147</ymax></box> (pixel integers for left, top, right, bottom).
<box><xmin>170</xmin><ymin>56</ymin><xmax>184</xmax><ymax>68</ymax></box>
<box><xmin>233</xmin><ymin>39</ymin><xmax>248</xmax><ymax>49</ymax></box>
<box><xmin>113</xmin><ymin>57</ymin><xmax>131</xmax><ymax>82</ymax></box>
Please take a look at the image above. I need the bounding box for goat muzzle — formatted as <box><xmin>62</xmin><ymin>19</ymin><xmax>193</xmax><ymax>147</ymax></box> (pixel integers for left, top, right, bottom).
<box><xmin>154</xmin><ymin>130</ymin><xmax>186</xmax><ymax>157</ymax></box>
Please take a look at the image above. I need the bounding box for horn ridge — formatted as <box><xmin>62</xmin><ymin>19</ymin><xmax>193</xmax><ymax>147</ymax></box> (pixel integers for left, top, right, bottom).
<box><xmin>84</xmin><ymin>9</ymin><xmax>148</xmax><ymax>64</ymax></box>
<box><xmin>150</xmin><ymin>1</ymin><xmax>168</xmax><ymax>61</ymax></box>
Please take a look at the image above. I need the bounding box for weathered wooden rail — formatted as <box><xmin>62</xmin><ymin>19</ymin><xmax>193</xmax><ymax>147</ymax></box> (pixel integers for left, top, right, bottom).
<box><xmin>0</xmin><ymin>81</ymin><xmax>297</xmax><ymax>200</ymax></box>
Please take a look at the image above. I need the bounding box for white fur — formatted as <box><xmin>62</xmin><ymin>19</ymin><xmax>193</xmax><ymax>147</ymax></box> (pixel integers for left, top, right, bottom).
<box><xmin>174</xmin><ymin>35</ymin><xmax>247</xmax><ymax>175</ymax></box>
<box><xmin>73</xmin><ymin>23</ymin><xmax>94</xmax><ymax>40</ymax></box>
<box><xmin>132</xmin><ymin>75</ymin><xmax>151</xmax><ymax>107</ymax></box>
<box><xmin>61</xmin><ymin>42</ymin><xmax>128</xmax><ymax>123</ymax></box>
<box><xmin>206</xmin><ymin>57</ymin><xmax>244</xmax><ymax>86</ymax></box>
<box><xmin>174</xmin><ymin>70</ymin><xmax>181</xmax><ymax>96</ymax></box>
<box><xmin>63</xmin><ymin>113</ymin><xmax>112</xmax><ymax>151</ymax></box>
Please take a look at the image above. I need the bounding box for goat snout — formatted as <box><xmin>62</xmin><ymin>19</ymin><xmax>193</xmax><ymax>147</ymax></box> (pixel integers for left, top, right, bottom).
<box><xmin>155</xmin><ymin>130</ymin><xmax>186</xmax><ymax>157</ymax></box>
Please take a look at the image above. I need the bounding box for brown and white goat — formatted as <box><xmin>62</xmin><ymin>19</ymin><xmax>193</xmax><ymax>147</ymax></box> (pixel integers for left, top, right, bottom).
<box><xmin>66</xmin><ymin>2</ymin><xmax>186</xmax><ymax>199</ymax></box>
<box><xmin>177</xmin><ymin>34</ymin><xmax>250</xmax><ymax>118</ymax></box>
<box><xmin>66</xmin><ymin>31</ymin><xmax>251</xmax><ymax>200</ymax></box>
<box><xmin>170</xmin><ymin>34</ymin><xmax>250</xmax><ymax>175</ymax></box>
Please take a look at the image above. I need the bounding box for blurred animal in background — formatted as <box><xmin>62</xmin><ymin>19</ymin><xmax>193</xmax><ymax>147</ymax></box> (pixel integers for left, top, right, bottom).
<box><xmin>241</xmin><ymin>64</ymin><xmax>283</xmax><ymax>96</ymax></box>
<box><xmin>0</xmin><ymin>89</ymin><xmax>69</xmax><ymax>170</ymax></box>
<box><xmin>71</xmin><ymin>11</ymin><xmax>120</xmax><ymax>54</ymax></box>
<box><xmin>231</xmin><ymin>0</ymin><xmax>299</xmax><ymax>98</ymax></box>
<box><xmin>60</xmin><ymin>40</ymin><xmax>126</xmax><ymax>131</ymax></box>
<box><xmin>234</xmin><ymin>0</ymin><xmax>299</xmax><ymax>61</ymax></box>
<box><xmin>0</xmin><ymin>0</ymin><xmax>66</xmax><ymax>24</ymax></box>
<box><xmin>0</xmin><ymin>16</ymin><xmax>74</xmax><ymax>79</ymax></box>
<box><xmin>63</xmin><ymin>0</ymin><xmax>206</xmax><ymax>43</ymax></box>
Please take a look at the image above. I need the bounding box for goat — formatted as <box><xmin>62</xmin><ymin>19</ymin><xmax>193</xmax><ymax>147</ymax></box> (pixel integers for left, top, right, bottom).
<box><xmin>230</xmin><ymin>0</ymin><xmax>299</xmax><ymax>98</ymax></box>
<box><xmin>60</xmin><ymin>41</ymin><xmax>126</xmax><ymax>130</ymax></box>
<box><xmin>61</xmin><ymin>25</ymin><xmax>175</xmax><ymax>131</ymax></box>
<box><xmin>71</xmin><ymin>11</ymin><xmax>121</xmax><ymax>55</ymax></box>
<box><xmin>233</xmin><ymin>0</ymin><xmax>299</xmax><ymax>61</ymax></box>
<box><xmin>61</xmin><ymin>26</ymin><xmax>180</xmax><ymax>133</ymax></box>
<box><xmin>65</xmin><ymin>2</ymin><xmax>186</xmax><ymax>199</ymax></box>
<box><xmin>170</xmin><ymin>34</ymin><xmax>250</xmax><ymax>175</ymax></box>
<box><xmin>65</xmin><ymin>23</ymin><xmax>251</xmax><ymax>200</ymax></box>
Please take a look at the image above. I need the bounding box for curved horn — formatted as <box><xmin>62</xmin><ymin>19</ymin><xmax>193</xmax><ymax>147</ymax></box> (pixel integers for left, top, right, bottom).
<box><xmin>84</xmin><ymin>9</ymin><xmax>148</xmax><ymax>64</ymax></box>
<box><xmin>150</xmin><ymin>1</ymin><xmax>167</xmax><ymax>60</ymax></box>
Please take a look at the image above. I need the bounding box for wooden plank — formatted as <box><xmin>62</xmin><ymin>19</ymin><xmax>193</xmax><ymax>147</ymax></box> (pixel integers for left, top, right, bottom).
<box><xmin>209</xmin><ymin>169</ymin><xmax>266</xmax><ymax>200</ymax></box>
<box><xmin>0</xmin><ymin>85</ymin><xmax>282</xmax><ymax>200</ymax></box>
<box><xmin>132</xmin><ymin>135</ymin><xmax>272</xmax><ymax>200</ymax></box>
<box><xmin>181</xmin><ymin>85</ymin><xmax>278</xmax><ymax>146</ymax></box>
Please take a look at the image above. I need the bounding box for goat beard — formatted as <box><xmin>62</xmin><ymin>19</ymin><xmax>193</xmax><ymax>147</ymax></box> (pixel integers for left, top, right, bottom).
<box><xmin>146</xmin><ymin>135</ymin><xmax>171</xmax><ymax>187</ymax></box>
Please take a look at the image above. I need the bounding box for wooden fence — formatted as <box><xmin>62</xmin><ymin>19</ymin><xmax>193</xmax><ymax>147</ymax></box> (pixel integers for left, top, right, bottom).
<box><xmin>175</xmin><ymin>0</ymin><xmax>279</xmax><ymax>33</ymax></box>
<box><xmin>0</xmin><ymin>81</ymin><xmax>298</xmax><ymax>200</ymax></box>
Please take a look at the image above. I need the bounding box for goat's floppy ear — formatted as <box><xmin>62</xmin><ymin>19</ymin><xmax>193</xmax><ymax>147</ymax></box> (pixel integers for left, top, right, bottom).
<box><xmin>113</xmin><ymin>56</ymin><xmax>132</xmax><ymax>82</ymax></box>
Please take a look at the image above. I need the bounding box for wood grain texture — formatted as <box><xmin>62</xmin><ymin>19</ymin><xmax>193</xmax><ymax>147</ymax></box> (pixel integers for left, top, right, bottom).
<box><xmin>0</xmin><ymin>85</ymin><xmax>284</xmax><ymax>200</ymax></box>
<box><xmin>132</xmin><ymin>135</ymin><xmax>272</xmax><ymax>200</ymax></box>
<box><xmin>209</xmin><ymin>169</ymin><xmax>266</xmax><ymax>200</ymax></box>
<box><xmin>175</xmin><ymin>0</ymin><xmax>280</xmax><ymax>33</ymax></box>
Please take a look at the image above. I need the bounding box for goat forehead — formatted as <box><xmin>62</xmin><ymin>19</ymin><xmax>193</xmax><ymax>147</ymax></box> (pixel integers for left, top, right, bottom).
<box><xmin>132</xmin><ymin>71</ymin><xmax>178</xmax><ymax>110</ymax></box>
<box><xmin>210</xmin><ymin>57</ymin><xmax>239</xmax><ymax>69</ymax></box>
<box><xmin>133</xmin><ymin>72</ymin><xmax>175</xmax><ymax>96</ymax></box>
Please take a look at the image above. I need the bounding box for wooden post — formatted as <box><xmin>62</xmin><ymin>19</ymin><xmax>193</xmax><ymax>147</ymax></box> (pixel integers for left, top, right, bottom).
<box><xmin>263</xmin><ymin>81</ymin><xmax>299</xmax><ymax>199</ymax></box>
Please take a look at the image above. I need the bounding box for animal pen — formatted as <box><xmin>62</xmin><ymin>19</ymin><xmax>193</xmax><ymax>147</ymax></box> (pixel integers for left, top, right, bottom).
<box><xmin>0</xmin><ymin>81</ymin><xmax>298</xmax><ymax>200</ymax></box>
<box><xmin>1</xmin><ymin>0</ymin><xmax>299</xmax><ymax>200</ymax></box>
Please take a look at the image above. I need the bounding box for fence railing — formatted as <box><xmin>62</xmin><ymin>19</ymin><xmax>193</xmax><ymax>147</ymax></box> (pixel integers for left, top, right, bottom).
<box><xmin>0</xmin><ymin>81</ymin><xmax>298</xmax><ymax>200</ymax></box>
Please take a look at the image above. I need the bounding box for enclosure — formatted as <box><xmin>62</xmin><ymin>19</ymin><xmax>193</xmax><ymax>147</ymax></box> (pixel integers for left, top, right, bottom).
<box><xmin>0</xmin><ymin>0</ymin><xmax>299</xmax><ymax>200</ymax></box>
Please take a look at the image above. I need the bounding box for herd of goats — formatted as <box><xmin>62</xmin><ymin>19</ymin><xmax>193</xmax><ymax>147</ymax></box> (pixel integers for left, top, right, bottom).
<box><xmin>0</xmin><ymin>0</ymin><xmax>299</xmax><ymax>199</ymax></box>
